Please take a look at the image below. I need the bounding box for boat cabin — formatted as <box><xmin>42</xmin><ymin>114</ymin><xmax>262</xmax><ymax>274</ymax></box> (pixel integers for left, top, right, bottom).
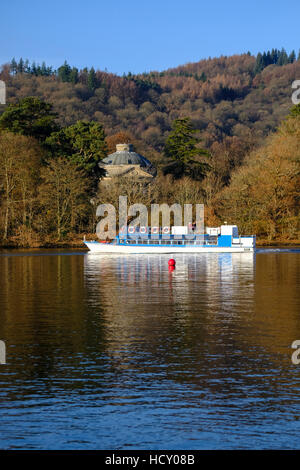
<box><xmin>116</xmin><ymin>225</ymin><xmax>255</xmax><ymax>249</ymax></box>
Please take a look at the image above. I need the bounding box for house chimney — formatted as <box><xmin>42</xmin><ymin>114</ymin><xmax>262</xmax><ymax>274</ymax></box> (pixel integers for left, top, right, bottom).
<box><xmin>116</xmin><ymin>143</ymin><xmax>133</xmax><ymax>152</ymax></box>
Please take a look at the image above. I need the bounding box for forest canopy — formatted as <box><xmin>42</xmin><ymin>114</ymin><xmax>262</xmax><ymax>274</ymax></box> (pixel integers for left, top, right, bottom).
<box><xmin>0</xmin><ymin>51</ymin><xmax>299</xmax><ymax>246</ymax></box>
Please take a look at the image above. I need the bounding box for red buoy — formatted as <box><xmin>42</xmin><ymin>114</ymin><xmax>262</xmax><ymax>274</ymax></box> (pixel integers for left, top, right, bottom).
<box><xmin>168</xmin><ymin>258</ymin><xmax>176</xmax><ymax>266</ymax></box>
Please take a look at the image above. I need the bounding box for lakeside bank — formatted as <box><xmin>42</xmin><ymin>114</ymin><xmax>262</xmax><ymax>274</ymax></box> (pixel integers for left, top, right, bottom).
<box><xmin>0</xmin><ymin>234</ymin><xmax>299</xmax><ymax>250</ymax></box>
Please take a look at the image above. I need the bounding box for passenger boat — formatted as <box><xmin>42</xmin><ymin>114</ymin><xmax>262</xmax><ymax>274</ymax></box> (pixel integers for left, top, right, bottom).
<box><xmin>84</xmin><ymin>225</ymin><xmax>256</xmax><ymax>253</ymax></box>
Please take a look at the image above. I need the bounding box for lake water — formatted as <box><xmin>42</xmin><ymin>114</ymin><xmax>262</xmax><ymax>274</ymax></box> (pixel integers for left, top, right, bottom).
<box><xmin>0</xmin><ymin>248</ymin><xmax>299</xmax><ymax>449</ymax></box>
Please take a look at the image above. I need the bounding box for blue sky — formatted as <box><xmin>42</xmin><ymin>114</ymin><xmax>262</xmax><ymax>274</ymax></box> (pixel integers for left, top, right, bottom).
<box><xmin>1</xmin><ymin>0</ymin><xmax>299</xmax><ymax>75</ymax></box>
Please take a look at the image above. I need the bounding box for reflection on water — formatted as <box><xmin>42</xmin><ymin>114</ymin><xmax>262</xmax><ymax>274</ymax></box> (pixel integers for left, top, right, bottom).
<box><xmin>0</xmin><ymin>250</ymin><xmax>299</xmax><ymax>449</ymax></box>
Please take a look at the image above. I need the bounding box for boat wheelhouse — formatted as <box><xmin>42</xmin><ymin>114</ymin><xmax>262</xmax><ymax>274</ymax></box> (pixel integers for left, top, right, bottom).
<box><xmin>84</xmin><ymin>225</ymin><xmax>256</xmax><ymax>254</ymax></box>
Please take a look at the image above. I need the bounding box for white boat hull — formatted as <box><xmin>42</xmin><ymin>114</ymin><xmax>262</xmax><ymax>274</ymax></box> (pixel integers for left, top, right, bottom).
<box><xmin>84</xmin><ymin>241</ymin><xmax>254</xmax><ymax>254</ymax></box>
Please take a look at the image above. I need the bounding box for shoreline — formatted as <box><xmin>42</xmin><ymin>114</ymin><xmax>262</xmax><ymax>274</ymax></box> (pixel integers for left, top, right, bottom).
<box><xmin>0</xmin><ymin>237</ymin><xmax>299</xmax><ymax>250</ymax></box>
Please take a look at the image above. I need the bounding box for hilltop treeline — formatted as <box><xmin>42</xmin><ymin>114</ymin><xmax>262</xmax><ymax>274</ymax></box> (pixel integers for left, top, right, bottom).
<box><xmin>254</xmin><ymin>48</ymin><xmax>298</xmax><ymax>74</ymax></box>
<box><xmin>0</xmin><ymin>52</ymin><xmax>299</xmax><ymax>246</ymax></box>
<box><xmin>1</xmin><ymin>51</ymin><xmax>300</xmax><ymax>153</ymax></box>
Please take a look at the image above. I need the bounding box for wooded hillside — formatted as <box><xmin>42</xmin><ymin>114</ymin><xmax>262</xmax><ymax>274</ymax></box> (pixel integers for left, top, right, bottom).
<box><xmin>1</xmin><ymin>52</ymin><xmax>300</xmax><ymax>153</ymax></box>
<box><xmin>0</xmin><ymin>51</ymin><xmax>299</xmax><ymax>246</ymax></box>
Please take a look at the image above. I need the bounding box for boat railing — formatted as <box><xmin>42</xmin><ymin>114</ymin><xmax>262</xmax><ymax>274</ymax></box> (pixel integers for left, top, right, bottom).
<box><xmin>118</xmin><ymin>238</ymin><xmax>219</xmax><ymax>246</ymax></box>
<box><xmin>120</xmin><ymin>227</ymin><xmax>200</xmax><ymax>236</ymax></box>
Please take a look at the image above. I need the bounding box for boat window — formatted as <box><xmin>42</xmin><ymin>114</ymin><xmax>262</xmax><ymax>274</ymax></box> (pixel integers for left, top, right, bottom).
<box><xmin>206</xmin><ymin>235</ymin><xmax>218</xmax><ymax>245</ymax></box>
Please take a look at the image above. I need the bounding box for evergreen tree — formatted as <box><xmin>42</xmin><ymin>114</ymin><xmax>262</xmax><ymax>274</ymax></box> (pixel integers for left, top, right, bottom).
<box><xmin>278</xmin><ymin>48</ymin><xmax>288</xmax><ymax>65</ymax></box>
<box><xmin>17</xmin><ymin>58</ymin><xmax>24</xmax><ymax>74</ymax></box>
<box><xmin>270</xmin><ymin>48</ymin><xmax>279</xmax><ymax>64</ymax></box>
<box><xmin>41</xmin><ymin>61</ymin><xmax>48</xmax><ymax>76</ymax></box>
<box><xmin>0</xmin><ymin>97</ymin><xmax>59</xmax><ymax>143</ymax></box>
<box><xmin>46</xmin><ymin>120</ymin><xmax>107</xmax><ymax>190</ymax></box>
<box><xmin>24</xmin><ymin>59</ymin><xmax>30</xmax><ymax>73</ymax></box>
<box><xmin>262</xmin><ymin>52</ymin><xmax>268</xmax><ymax>68</ymax></box>
<box><xmin>58</xmin><ymin>60</ymin><xmax>72</xmax><ymax>82</ymax></box>
<box><xmin>163</xmin><ymin>117</ymin><xmax>210</xmax><ymax>180</ymax></box>
<box><xmin>31</xmin><ymin>61</ymin><xmax>37</xmax><ymax>76</ymax></box>
<box><xmin>288</xmin><ymin>50</ymin><xmax>296</xmax><ymax>63</ymax></box>
<box><xmin>70</xmin><ymin>67</ymin><xmax>79</xmax><ymax>84</ymax></box>
<box><xmin>255</xmin><ymin>47</ymin><xmax>297</xmax><ymax>72</ymax></box>
<box><xmin>266</xmin><ymin>51</ymin><xmax>272</xmax><ymax>66</ymax></box>
<box><xmin>10</xmin><ymin>58</ymin><xmax>18</xmax><ymax>75</ymax></box>
<box><xmin>88</xmin><ymin>67</ymin><xmax>97</xmax><ymax>91</ymax></box>
<box><xmin>254</xmin><ymin>53</ymin><xmax>263</xmax><ymax>74</ymax></box>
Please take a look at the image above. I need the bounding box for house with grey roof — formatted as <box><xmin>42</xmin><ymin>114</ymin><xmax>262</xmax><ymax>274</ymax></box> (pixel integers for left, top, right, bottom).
<box><xmin>99</xmin><ymin>144</ymin><xmax>156</xmax><ymax>181</ymax></box>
